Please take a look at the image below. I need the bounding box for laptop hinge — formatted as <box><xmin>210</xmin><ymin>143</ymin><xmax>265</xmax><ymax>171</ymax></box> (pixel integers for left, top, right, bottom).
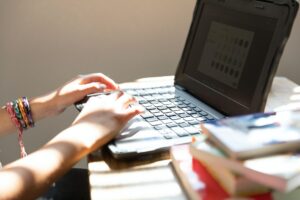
<box><xmin>175</xmin><ymin>85</ymin><xmax>186</xmax><ymax>91</ymax></box>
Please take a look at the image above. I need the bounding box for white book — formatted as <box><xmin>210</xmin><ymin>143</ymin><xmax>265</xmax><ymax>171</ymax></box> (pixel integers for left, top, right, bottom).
<box><xmin>201</xmin><ymin>110</ymin><xmax>300</xmax><ymax>160</ymax></box>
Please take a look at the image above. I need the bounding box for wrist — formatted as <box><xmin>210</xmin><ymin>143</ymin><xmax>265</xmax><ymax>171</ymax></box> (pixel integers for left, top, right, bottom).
<box><xmin>54</xmin><ymin>122</ymin><xmax>114</xmax><ymax>153</ymax></box>
<box><xmin>29</xmin><ymin>92</ymin><xmax>61</xmax><ymax>121</ymax></box>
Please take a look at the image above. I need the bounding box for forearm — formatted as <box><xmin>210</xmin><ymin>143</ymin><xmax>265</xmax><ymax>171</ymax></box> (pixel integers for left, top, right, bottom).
<box><xmin>0</xmin><ymin>93</ymin><xmax>58</xmax><ymax>136</ymax></box>
<box><xmin>0</xmin><ymin>123</ymin><xmax>97</xmax><ymax>200</ymax></box>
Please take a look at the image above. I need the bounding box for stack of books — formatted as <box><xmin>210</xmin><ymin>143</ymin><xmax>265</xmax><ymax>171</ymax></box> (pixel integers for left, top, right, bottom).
<box><xmin>171</xmin><ymin>109</ymin><xmax>300</xmax><ymax>199</ymax></box>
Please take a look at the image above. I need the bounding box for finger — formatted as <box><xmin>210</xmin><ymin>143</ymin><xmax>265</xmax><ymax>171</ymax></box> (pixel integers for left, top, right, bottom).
<box><xmin>106</xmin><ymin>90</ymin><xmax>124</xmax><ymax>101</ymax></box>
<box><xmin>123</xmin><ymin>105</ymin><xmax>145</xmax><ymax>120</ymax></box>
<box><xmin>78</xmin><ymin>82</ymin><xmax>107</xmax><ymax>95</ymax></box>
<box><xmin>117</xmin><ymin>92</ymin><xmax>136</xmax><ymax>108</ymax></box>
<box><xmin>80</xmin><ymin>73</ymin><xmax>119</xmax><ymax>90</ymax></box>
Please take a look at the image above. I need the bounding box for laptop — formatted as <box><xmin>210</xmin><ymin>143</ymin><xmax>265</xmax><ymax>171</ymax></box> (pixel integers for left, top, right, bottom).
<box><xmin>76</xmin><ymin>0</ymin><xmax>298</xmax><ymax>159</ymax></box>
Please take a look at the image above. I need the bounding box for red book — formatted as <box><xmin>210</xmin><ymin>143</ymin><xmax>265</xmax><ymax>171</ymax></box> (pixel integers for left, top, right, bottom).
<box><xmin>171</xmin><ymin>144</ymin><xmax>272</xmax><ymax>200</ymax></box>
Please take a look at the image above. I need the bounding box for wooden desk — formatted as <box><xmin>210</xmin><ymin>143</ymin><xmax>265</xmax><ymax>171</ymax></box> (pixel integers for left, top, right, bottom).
<box><xmin>88</xmin><ymin>76</ymin><xmax>300</xmax><ymax>200</ymax></box>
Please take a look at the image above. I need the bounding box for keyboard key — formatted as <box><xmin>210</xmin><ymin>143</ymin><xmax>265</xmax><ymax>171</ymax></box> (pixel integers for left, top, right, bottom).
<box><xmin>170</xmin><ymin>107</ymin><xmax>180</xmax><ymax>111</ymax></box>
<box><xmin>153</xmin><ymin>112</ymin><xmax>164</xmax><ymax>117</ymax></box>
<box><xmin>189</xmin><ymin>104</ymin><xmax>196</xmax><ymax>108</ymax></box>
<box><xmin>157</xmin><ymin>115</ymin><xmax>168</xmax><ymax>120</ymax></box>
<box><xmin>145</xmin><ymin>105</ymin><xmax>156</xmax><ymax>110</ymax></box>
<box><xmin>179</xmin><ymin>122</ymin><xmax>190</xmax><ymax>128</ymax></box>
<box><xmin>171</xmin><ymin>127</ymin><xmax>189</xmax><ymax>137</ymax></box>
<box><xmin>206</xmin><ymin>115</ymin><xmax>215</xmax><ymax>120</ymax></box>
<box><xmin>157</xmin><ymin>106</ymin><xmax>167</xmax><ymax>110</ymax></box>
<box><xmin>179</xmin><ymin>113</ymin><xmax>190</xmax><ymax>118</ymax></box>
<box><xmin>184</xmin><ymin>117</ymin><xmax>195</xmax><ymax>121</ymax></box>
<box><xmin>184</xmin><ymin>126</ymin><xmax>200</xmax><ymax>135</ymax></box>
<box><xmin>166</xmin><ymin>123</ymin><xmax>178</xmax><ymax>128</ymax></box>
<box><xmin>161</xmin><ymin>119</ymin><xmax>173</xmax><ymax>124</ymax></box>
<box><xmin>200</xmin><ymin>111</ymin><xmax>208</xmax><ymax>116</ymax></box>
<box><xmin>145</xmin><ymin>117</ymin><xmax>158</xmax><ymax>122</ymax></box>
<box><xmin>141</xmin><ymin>112</ymin><xmax>154</xmax><ymax>119</ymax></box>
<box><xmin>138</xmin><ymin>100</ymin><xmax>148</xmax><ymax>104</ymax></box>
<box><xmin>173</xmin><ymin>119</ymin><xmax>185</xmax><ymax>124</ymax></box>
<box><xmin>174</xmin><ymin>110</ymin><xmax>185</xmax><ymax>114</ymax></box>
<box><xmin>197</xmin><ymin>117</ymin><xmax>206</xmax><ymax>122</ymax></box>
<box><xmin>188</xmin><ymin>120</ymin><xmax>200</xmax><ymax>125</ymax></box>
<box><xmin>186</xmin><ymin>111</ymin><xmax>197</xmax><ymax>115</ymax></box>
<box><xmin>166</xmin><ymin>104</ymin><xmax>176</xmax><ymax>108</ymax></box>
<box><xmin>150</xmin><ymin>109</ymin><xmax>160</xmax><ymax>113</ymax></box>
<box><xmin>183</xmin><ymin>100</ymin><xmax>191</xmax><ymax>105</ymax></box>
<box><xmin>194</xmin><ymin>107</ymin><xmax>202</xmax><ymax>112</ymax></box>
<box><xmin>170</xmin><ymin>115</ymin><xmax>180</xmax><ymax>120</ymax></box>
<box><xmin>154</xmin><ymin>125</ymin><xmax>164</xmax><ymax>130</ymax></box>
<box><xmin>159</xmin><ymin>129</ymin><xmax>177</xmax><ymax>139</ymax></box>
<box><xmin>149</xmin><ymin>121</ymin><xmax>162</xmax><ymax>126</ymax></box>
<box><xmin>177</xmin><ymin>104</ymin><xmax>187</xmax><ymax>108</ymax></box>
<box><xmin>166</xmin><ymin>113</ymin><xmax>176</xmax><ymax>117</ymax></box>
<box><xmin>161</xmin><ymin>109</ymin><xmax>172</xmax><ymax>113</ymax></box>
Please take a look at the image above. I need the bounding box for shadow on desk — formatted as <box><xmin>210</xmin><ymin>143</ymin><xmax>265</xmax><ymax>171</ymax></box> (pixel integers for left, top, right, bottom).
<box><xmin>88</xmin><ymin>147</ymin><xmax>187</xmax><ymax>200</ymax></box>
<box><xmin>89</xmin><ymin>147</ymin><xmax>170</xmax><ymax>170</ymax></box>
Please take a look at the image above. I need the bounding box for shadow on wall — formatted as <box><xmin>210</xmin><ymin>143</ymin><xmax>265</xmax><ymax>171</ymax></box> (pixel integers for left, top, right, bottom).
<box><xmin>277</xmin><ymin>10</ymin><xmax>300</xmax><ymax>84</ymax></box>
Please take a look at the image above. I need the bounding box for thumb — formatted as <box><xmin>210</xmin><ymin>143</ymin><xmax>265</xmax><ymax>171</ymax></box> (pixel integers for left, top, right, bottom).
<box><xmin>123</xmin><ymin>105</ymin><xmax>144</xmax><ymax>121</ymax></box>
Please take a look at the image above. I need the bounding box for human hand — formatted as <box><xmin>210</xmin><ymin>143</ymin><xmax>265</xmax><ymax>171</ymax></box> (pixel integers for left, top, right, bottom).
<box><xmin>31</xmin><ymin>73</ymin><xmax>119</xmax><ymax>119</ymax></box>
<box><xmin>70</xmin><ymin>91</ymin><xmax>144</xmax><ymax>151</ymax></box>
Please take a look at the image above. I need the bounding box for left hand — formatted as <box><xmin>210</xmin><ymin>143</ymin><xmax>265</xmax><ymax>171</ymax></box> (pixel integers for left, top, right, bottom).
<box><xmin>31</xmin><ymin>73</ymin><xmax>119</xmax><ymax>118</ymax></box>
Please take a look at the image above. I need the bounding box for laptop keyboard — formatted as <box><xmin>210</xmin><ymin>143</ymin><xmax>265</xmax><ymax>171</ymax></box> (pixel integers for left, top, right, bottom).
<box><xmin>124</xmin><ymin>85</ymin><xmax>216</xmax><ymax>139</ymax></box>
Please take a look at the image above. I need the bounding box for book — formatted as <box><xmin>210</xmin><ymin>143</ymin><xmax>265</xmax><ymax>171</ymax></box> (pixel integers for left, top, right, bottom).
<box><xmin>170</xmin><ymin>144</ymin><xmax>207</xmax><ymax>200</ymax></box>
<box><xmin>197</xmin><ymin>154</ymin><xmax>270</xmax><ymax>196</ymax></box>
<box><xmin>190</xmin><ymin>140</ymin><xmax>300</xmax><ymax>192</ymax></box>
<box><xmin>170</xmin><ymin>144</ymin><xmax>271</xmax><ymax>199</ymax></box>
<box><xmin>201</xmin><ymin>110</ymin><xmax>300</xmax><ymax>160</ymax></box>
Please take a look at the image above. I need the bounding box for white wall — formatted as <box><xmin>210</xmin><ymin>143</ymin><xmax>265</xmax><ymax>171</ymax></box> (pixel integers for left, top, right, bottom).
<box><xmin>0</xmin><ymin>0</ymin><xmax>299</xmax><ymax>167</ymax></box>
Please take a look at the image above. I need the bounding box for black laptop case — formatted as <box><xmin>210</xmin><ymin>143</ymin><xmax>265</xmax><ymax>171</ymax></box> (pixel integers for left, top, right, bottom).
<box><xmin>175</xmin><ymin>0</ymin><xmax>298</xmax><ymax>116</ymax></box>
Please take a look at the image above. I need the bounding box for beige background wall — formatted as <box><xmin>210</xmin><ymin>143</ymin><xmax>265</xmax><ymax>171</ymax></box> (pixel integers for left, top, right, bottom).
<box><xmin>0</xmin><ymin>0</ymin><xmax>299</xmax><ymax>168</ymax></box>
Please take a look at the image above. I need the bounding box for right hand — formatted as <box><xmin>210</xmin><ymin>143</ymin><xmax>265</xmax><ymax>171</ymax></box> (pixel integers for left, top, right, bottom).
<box><xmin>71</xmin><ymin>91</ymin><xmax>144</xmax><ymax>151</ymax></box>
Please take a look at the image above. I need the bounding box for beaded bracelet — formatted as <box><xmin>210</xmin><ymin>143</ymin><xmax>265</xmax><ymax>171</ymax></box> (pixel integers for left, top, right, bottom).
<box><xmin>5</xmin><ymin>97</ymin><xmax>34</xmax><ymax>158</ymax></box>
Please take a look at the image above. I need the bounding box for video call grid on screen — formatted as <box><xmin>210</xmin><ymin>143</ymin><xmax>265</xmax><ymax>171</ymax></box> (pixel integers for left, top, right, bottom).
<box><xmin>198</xmin><ymin>21</ymin><xmax>254</xmax><ymax>89</ymax></box>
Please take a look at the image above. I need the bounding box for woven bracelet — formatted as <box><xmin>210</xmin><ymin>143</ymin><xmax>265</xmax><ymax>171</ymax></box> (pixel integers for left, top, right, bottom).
<box><xmin>6</xmin><ymin>102</ymin><xmax>27</xmax><ymax>158</ymax></box>
<box><xmin>22</xmin><ymin>97</ymin><xmax>34</xmax><ymax>127</ymax></box>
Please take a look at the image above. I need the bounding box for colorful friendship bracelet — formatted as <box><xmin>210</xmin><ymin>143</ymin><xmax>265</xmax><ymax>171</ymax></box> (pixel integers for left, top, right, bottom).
<box><xmin>5</xmin><ymin>97</ymin><xmax>34</xmax><ymax>158</ymax></box>
<box><xmin>13</xmin><ymin>100</ymin><xmax>27</xmax><ymax>129</ymax></box>
<box><xmin>18</xmin><ymin>98</ymin><xmax>30</xmax><ymax>128</ymax></box>
<box><xmin>6</xmin><ymin>102</ymin><xmax>23</xmax><ymax>132</ymax></box>
<box><xmin>6</xmin><ymin>102</ymin><xmax>27</xmax><ymax>157</ymax></box>
<box><xmin>22</xmin><ymin>97</ymin><xmax>34</xmax><ymax>127</ymax></box>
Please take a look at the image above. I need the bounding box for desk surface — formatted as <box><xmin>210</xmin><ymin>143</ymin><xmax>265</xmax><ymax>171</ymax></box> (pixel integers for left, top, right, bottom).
<box><xmin>88</xmin><ymin>76</ymin><xmax>300</xmax><ymax>200</ymax></box>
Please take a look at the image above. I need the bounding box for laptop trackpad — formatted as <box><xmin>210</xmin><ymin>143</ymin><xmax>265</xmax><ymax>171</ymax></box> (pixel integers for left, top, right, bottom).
<box><xmin>112</xmin><ymin>117</ymin><xmax>172</xmax><ymax>152</ymax></box>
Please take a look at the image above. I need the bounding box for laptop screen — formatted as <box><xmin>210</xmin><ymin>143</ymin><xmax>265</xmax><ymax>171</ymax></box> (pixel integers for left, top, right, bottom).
<box><xmin>175</xmin><ymin>0</ymin><xmax>296</xmax><ymax>115</ymax></box>
<box><xmin>185</xmin><ymin>2</ymin><xmax>277</xmax><ymax>108</ymax></box>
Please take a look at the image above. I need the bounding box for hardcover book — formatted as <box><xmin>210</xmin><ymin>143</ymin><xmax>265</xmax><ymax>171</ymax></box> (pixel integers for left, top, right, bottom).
<box><xmin>171</xmin><ymin>144</ymin><xmax>271</xmax><ymax>199</ymax></box>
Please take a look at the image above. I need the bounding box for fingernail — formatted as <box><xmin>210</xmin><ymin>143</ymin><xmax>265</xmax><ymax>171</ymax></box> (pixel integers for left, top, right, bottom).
<box><xmin>98</xmin><ymin>84</ymin><xmax>107</xmax><ymax>89</ymax></box>
<box><xmin>137</xmin><ymin>105</ymin><xmax>145</xmax><ymax>113</ymax></box>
